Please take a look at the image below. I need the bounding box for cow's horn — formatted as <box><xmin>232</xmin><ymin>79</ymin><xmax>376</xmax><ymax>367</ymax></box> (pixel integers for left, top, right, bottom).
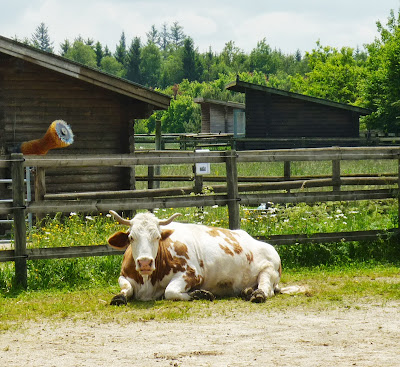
<box><xmin>158</xmin><ymin>213</ymin><xmax>181</xmax><ymax>226</ymax></box>
<box><xmin>109</xmin><ymin>210</ymin><xmax>132</xmax><ymax>226</ymax></box>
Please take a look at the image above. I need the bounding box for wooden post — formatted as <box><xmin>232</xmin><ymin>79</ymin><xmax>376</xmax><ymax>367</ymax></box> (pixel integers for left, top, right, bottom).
<box><xmin>225</xmin><ymin>150</ymin><xmax>240</xmax><ymax>229</ymax></box>
<box><xmin>398</xmin><ymin>159</ymin><xmax>400</xmax><ymax>234</ymax></box>
<box><xmin>11</xmin><ymin>153</ymin><xmax>27</xmax><ymax>288</ymax></box>
<box><xmin>332</xmin><ymin>159</ymin><xmax>341</xmax><ymax>192</ymax></box>
<box><xmin>34</xmin><ymin>167</ymin><xmax>46</xmax><ymax>222</ymax></box>
<box><xmin>284</xmin><ymin>161</ymin><xmax>291</xmax><ymax>193</ymax></box>
<box><xmin>193</xmin><ymin>171</ymin><xmax>203</xmax><ymax>194</ymax></box>
<box><xmin>153</xmin><ymin>120</ymin><xmax>161</xmax><ymax>189</ymax></box>
<box><xmin>148</xmin><ymin>165</ymin><xmax>154</xmax><ymax>189</ymax></box>
<box><xmin>129</xmin><ymin>119</ymin><xmax>136</xmax><ymax>191</ymax></box>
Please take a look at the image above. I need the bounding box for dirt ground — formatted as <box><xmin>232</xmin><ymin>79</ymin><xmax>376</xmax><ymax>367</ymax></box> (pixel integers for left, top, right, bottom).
<box><xmin>1</xmin><ymin>301</ymin><xmax>399</xmax><ymax>367</ymax></box>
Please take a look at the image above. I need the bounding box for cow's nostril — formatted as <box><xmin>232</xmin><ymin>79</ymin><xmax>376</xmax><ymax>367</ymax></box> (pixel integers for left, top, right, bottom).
<box><xmin>138</xmin><ymin>259</ymin><xmax>153</xmax><ymax>269</ymax></box>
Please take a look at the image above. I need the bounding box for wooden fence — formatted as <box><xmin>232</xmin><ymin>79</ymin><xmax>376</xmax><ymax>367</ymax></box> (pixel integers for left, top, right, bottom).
<box><xmin>1</xmin><ymin>146</ymin><xmax>399</xmax><ymax>287</ymax></box>
<box><xmin>135</xmin><ymin>132</ymin><xmax>400</xmax><ymax>150</ymax></box>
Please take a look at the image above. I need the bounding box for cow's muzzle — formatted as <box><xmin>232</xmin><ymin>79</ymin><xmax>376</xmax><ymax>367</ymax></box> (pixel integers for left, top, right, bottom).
<box><xmin>137</xmin><ymin>258</ymin><xmax>154</xmax><ymax>275</ymax></box>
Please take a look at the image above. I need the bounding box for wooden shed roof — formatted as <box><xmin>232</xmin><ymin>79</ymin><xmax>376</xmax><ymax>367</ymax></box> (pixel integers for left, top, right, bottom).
<box><xmin>226</xmin><ymin>78</ymin><xmax>371</xmax><ymax>116</ymax></box>
<box><xmin>194</xmin><ymin>97</ymin><xmax>245</xmax><ymax>110</ymax></box>
<box><xmin>0</xmin><ymin>35</ymin><xmax>170</xmax><ymax>110</ymax></box>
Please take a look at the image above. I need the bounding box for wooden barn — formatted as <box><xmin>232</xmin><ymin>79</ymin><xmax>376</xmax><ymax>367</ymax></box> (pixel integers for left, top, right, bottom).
<box><xmin>226</xmin><ymin>78</ymin><xmax>371</xmax><ymax>149</ymax></box>
<box><xmin>194</xmin><ymin>97</ymin><xmax>245</xmax><ymax>136</ymax></box>
<box><xmin>0</xmin><ymin>35</ymin><xmax>170</xmax><ymax>198</ymax></box>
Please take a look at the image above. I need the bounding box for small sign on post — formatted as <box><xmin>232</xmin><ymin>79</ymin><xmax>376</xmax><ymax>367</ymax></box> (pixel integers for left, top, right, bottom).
<box><xmin>195</xmin><ymin>149</ymin><xmax>211</xmax><ymax>175</ymax></box>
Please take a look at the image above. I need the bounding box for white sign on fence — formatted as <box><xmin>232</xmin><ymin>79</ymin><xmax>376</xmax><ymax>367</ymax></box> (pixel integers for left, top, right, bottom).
<box><xmin>195</xmin><ymin>149</ymin><xmax>211</xmax><ymax>175</ymax></box>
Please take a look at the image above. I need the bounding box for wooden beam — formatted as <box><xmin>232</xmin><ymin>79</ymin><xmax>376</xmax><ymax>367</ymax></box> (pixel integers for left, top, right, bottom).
<box><xmin>11</xmin><ymin>153</ymin><xmax>27</xmax><ymax>288</ymax></box>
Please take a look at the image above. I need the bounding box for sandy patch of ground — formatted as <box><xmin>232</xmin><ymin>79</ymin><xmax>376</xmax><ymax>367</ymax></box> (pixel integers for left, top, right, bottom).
<box><xmin>0</xmin><ymin>302</ymin><xmax>399</xmax><ymax>367</ymax></box>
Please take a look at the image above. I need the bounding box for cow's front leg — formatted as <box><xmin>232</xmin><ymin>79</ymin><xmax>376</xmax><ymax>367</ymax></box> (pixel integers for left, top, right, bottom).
<box><xmin>110</xmin><ymin>276</ymin><xmax>134</xmax><ymax>306</ymax></box>
<box><xmin>164</xmin><ymin>275</ymin><xmax>192</xmax><ymax>301</ymax></box>
<box><xmin>189</xmin><ymin>289</ymin><xmax>215</xmax><ymax>301</ymax></box>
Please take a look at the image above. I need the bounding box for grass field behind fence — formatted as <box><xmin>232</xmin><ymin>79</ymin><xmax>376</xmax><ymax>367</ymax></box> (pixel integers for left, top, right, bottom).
<box><xmin>0</xmin><ymin>158</ymin><xmax>400</xmax><ymax>301</ymax></box>
<box><xmin>134</xmin><ymin>159</ymin><xmax>398</xmax><ymax>189</ymax></box>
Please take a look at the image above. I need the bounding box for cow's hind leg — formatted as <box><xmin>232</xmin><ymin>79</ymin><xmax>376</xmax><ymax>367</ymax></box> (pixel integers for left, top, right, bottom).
<box><xmin>251</xmin><ymin>264</ymin><xmax>280</xmax><ymax>303</ymax></box>
<box><xmin>242</xmin><ymin>265</ymin><xmax>279</xmax><ymax>303</ymax></box>
<box><xmin>241</xmin><ymin>287</ymin><xmax>254</xmax><ymax>301</ymax></box>
<box><xmin>110</xmin><ymin>276</ymin><xmax>133</xmax><ymax>306</ymax></box>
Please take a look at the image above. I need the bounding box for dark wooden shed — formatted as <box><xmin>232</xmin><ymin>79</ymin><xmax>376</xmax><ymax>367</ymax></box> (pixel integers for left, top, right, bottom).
<box><xmin>194</xmin><ymin>97</ymin><xmax>245</xmax><ymax>136</ymax></box>
<box><xmin>226</xmin><ymin>78</ymin><xmax>371</xmax><ymax>149</ymax></box>
<box><xmin>0</xmin><ymin>35</ymin><xmax>170</xmax><ymax>196</ymax></box>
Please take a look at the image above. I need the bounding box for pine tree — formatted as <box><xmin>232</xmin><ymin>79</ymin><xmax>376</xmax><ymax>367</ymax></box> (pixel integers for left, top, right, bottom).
<box><xmin>104</xmin><ymin>45</ymin><xmax>111</xmax><ymax>57</ymax></box>
<box><xmin>126</xmin><ymin>37</ymin><xmax>142</xmax><ymax>83</ymax></box>
<box><xmin>115</xmin><ymin>32</ymin><xmax>127</xmax><ymax>65</ymax></box>
<box><xmin>60</xmin><ymin>39</ymin><xmax>71</xmax><ymax>56</ymax></box>
<box><xmin>169</xmin><ymin>21</ymin><xmax>185</xmax><ymax>50</ymax></box>
<box><xmin>94</xmin><ymin>41</ymin><xmax>104</xmax><ymax>67</ymax></box>
<box><xmin>182</xmin><ymin>37</ymin><xmax>196</xmax><ymax>81</ymax></box>
<box><xmin>31</xmin><ymin>22</ymin><xmax>54</xmax><ymax>53</ymax></box>
<box><xmin>158</xmin><ymin>23</ymin><xmax>170</xmax><ymax>54</ymax></box>
<box><xmin>146</xmin><ymin>25</ymin><xmax>159</xmax><ymax>45</ymax></box>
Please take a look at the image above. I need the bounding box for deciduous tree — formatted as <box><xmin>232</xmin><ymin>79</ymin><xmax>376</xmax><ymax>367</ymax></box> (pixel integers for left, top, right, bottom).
<box><xmin>64</xmin><ymin>40</ymin><xmax>97</xmax><ymax>68</ymax></box>
<box><xmin>362</xmin><ymin>9</ymin><xmax>400</xmax><ymax>132</ymax></box>
<box><xmin>140</xmin><ymin>42</ymin><xmax>162</xmax><ymax>87</ymax></box>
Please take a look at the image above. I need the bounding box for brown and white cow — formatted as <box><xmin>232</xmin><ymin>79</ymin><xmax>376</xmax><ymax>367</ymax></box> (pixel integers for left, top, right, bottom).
<box><xmin>107</xmin><ymin>210</ymin><xmax>290</xmax><ymax>305</ymax></box>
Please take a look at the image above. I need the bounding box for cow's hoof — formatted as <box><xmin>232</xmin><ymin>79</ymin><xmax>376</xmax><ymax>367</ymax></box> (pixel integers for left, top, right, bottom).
<box><xmin>110</xmin><ymin>294</ymin><xmax>127</xmax><ymax>306</ymax></box>
<box><xmin>250</xmin><ymin>289</ymin><xmax>267</xmax><ymax>303</ymax></box>
<box><xmin>241</xmin><ymin>287</ymin><xmax>254</xmax><ymax>301</ymax></box>
<box><xmin>189</xmin><ymin>289</ymin><xmax>215</xmax><ymax>301</ymax></box>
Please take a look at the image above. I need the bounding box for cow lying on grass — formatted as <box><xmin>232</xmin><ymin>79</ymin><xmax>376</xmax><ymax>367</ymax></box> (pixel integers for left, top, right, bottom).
<box><xmin>107</xmin><ymin>210</ymin><xmax>299</xmax><ymax>305</ymax></box>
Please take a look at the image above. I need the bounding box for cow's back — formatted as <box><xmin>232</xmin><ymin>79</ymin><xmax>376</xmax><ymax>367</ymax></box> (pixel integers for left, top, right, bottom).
<box><xmin>165</xmin><ymin>222</ymin><xmax>281</xmax><ymax>297</ymax></box>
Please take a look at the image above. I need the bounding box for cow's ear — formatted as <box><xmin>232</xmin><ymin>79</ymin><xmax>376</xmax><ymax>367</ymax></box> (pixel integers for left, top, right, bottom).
<box><xmin>108</xmin><ymin>231</ymin><xmax>129</xmax><ymax>249</ymax></box>
<box><xmin>161</xmin><ymin>229</ymin><xmax>174</xmax><ymax>241</ymax></box>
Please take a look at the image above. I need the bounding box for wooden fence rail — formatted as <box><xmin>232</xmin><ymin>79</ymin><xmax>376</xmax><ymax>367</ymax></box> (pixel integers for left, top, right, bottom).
<box><xmin>1</xmin><ymin>146</ymin><xmax>400</xmax><ymax>288</ymax></box>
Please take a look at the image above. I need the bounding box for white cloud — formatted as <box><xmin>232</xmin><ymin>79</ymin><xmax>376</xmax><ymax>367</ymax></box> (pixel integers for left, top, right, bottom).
<box><xmin>0</xmin><ymin>0</ymin><xmax>399</xmax><ymax>54</ymax></box>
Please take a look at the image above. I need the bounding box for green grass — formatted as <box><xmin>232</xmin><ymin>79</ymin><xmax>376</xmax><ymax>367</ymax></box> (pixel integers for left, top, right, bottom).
<box><xmin>0</xmin><ymin>158</ymin><xmax>399</xmax><ymax>328</ymax></box>
<box><xmin>1</xmin><ymin>199</ymin><xmax>399</xmax><ymax>294</ymax></box>
<box><xmin>133</xmin><ymin>159</ymin><xmax>398</xmax><ymax>190</ymax></box>
<box><xmin>0</xmin><ymin>264</ymin><xmax>398</xmax><ymax>331</ymax></box>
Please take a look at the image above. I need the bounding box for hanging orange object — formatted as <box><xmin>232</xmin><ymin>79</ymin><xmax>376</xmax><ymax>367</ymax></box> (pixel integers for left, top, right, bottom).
<box><xmin>19</xmin><ymin>120</ymin><xmax>74</xmax><ymax>155</ymax></box>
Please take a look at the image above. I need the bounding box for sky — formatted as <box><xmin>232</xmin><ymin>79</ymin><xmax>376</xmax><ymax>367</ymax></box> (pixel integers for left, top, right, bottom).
<box><xmin>1</xmin><ymin>0</ymin><xmax>400</xmax><ymax>55</ymax></box>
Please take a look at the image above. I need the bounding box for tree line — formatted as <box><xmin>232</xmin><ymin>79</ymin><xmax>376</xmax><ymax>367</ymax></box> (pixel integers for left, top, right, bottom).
<box><xmin>18</xmin><ymin>10</ymin><xmax>400</xmax><ymax>134</ymax></box>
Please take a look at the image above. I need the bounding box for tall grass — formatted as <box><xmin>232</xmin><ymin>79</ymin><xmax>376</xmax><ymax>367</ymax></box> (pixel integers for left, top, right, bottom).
<box><xmin>1</xmin><ymin>158</ymin><xmax>399</xmax><ymax>295</ymax></box>
<box><xmin>1</xmin><ymin>198</ymin><xmax>399</xmax><ymax>295</ymax></box>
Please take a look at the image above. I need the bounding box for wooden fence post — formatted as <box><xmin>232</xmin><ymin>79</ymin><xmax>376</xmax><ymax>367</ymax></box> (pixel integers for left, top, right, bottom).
<box><xmin>11</xmin><ymin>153</ymin><xmax>27</xmax><ymax>288</ymax></box>
<box><xmin>225</xmin><ymin>150</ymin><xmax>240</xmax><ymax>230</ymax></box>
<box><xmin>34</xmin><ymin>167</ymin><xmax>46</xmax><ymax>222</ymax></box>
<box><xmin>398</xmin><ymin>159</ymin><xmax>400</xmax><ymax>234</ymax></box>
<box><xmin>332</xmin><ymin>159</ymin><xmax>341</xmax><ymax>192</ymax></box>
<box><xmin>193</xmin><ymin>173</ymin><xmax>203</xmax><ymax>194</ymax></box>
<box><xmin>284</xmin><ymin>161</ymin><xmax>291</xmax><ymax>193</ymax></box>
<box><xmin>153</xmin><ymin>120</ymin><xmax>161</xmax><ymax>189</ymax></box>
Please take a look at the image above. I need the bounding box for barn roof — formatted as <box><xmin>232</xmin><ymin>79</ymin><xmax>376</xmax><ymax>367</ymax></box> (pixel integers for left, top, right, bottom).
<box><xmin>194</xmin><ymin>97</ymin><xmax>245</xmax><ymax>110</ymax></box>
<box><xmin>226</xmin><ymin>78</ymin><xmax>371</xmax><ymax>116</ymax></box>
<box><xmin>0</xmin><ymin>35</ymin><xmax>170</xmax><ymax>110</ymax></box>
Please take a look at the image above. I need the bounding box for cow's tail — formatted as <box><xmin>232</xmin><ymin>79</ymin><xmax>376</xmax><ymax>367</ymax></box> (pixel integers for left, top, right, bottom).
<box><xmin>275</xmin><ymin>262</ymin><xmax>308</xmax><ymax>295</ymax></box>
<box><xmin>274</xmin><ymin>284</ymin><xmax>308</xmax><ymax>295</ymax></box>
